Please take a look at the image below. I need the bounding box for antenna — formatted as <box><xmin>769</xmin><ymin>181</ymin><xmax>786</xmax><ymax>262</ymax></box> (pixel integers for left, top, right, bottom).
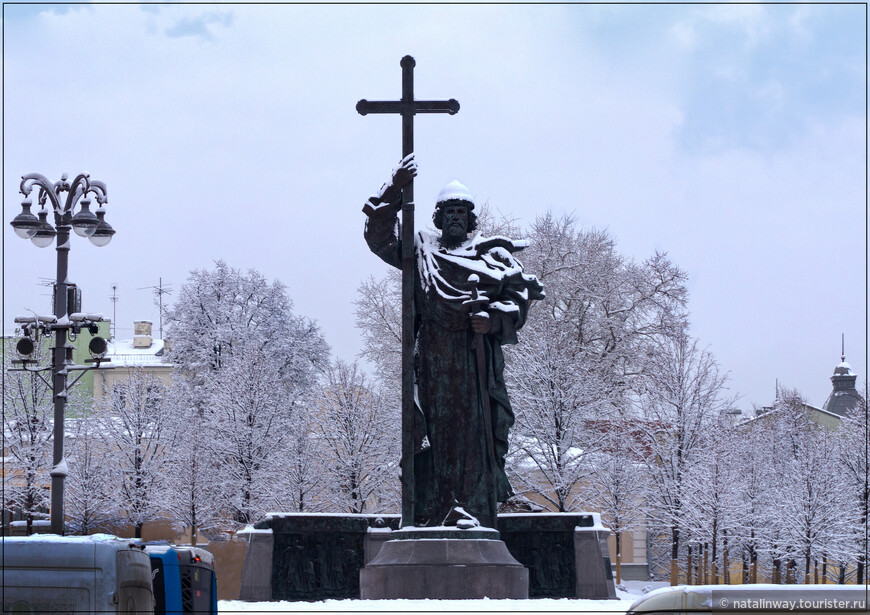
<box><xmin>138</xmin><ymin>277</ymin><xmax>173</xmax><ymax>339</ymax></box>
<box><xmin>841</xmin><ymin>332</ymin><xmax>845</xmax><ymax>362</ymax></box>
<box><xmin>109</xmin><ymin>284</ymin><xmax>119</xmax><ymax>340</ymax></box>
<box><xmin>37</xmin><ymin>278</ymin><xmax>54</xmax><ymax>312</ymax></box>
<box><xmin>37</xmin><ymin>278</ymin><xmax>61</xmax><ymax>316</ymax></box>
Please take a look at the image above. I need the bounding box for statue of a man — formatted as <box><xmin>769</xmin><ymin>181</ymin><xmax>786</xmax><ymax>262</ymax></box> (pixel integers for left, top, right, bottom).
<box><xmin>364</xmin><ymin>154</ymin><xmax>544</xmax><ymax>529</ymax></box>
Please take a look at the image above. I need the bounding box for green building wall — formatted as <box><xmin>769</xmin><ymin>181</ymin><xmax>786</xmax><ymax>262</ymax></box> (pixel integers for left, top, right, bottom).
<box><xmin>68</xmin><ymin>320</ymin><xmax>111</xmax><ymax>399</ymax></box>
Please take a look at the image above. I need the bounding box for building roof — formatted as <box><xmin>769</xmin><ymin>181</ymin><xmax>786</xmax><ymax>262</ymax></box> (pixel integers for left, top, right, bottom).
<box><xmin>822</xmin><ymin>355</ymin><xmax>861</xmax><ymax>417</ymax></box>
<box><xmin>101</xmin><ymin>338</ymin><xmax>169</xmax><ymax>368</ymax></box>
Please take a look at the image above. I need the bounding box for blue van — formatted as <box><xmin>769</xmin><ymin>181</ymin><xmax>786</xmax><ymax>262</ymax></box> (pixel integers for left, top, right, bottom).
<box><xmin>144</xmin><ymin>544</ymin><xmax>184</xmax><ymax>615</ymax></box>
<box><xmin>144</xmin><ymin>544</ymin><xmax>216</xmax><ymax>615</ymax></box>
<box><xmin>175</xmin><ymin>547</ymin><xmax>217</xmax><ymax>615</ymax></box>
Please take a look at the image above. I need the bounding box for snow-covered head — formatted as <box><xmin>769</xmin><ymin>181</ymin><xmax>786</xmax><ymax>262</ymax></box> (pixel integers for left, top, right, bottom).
<box><xmin>433</xmin><ymin>180</ymin><xmax>478</xmax><ymax>232</ymax></box>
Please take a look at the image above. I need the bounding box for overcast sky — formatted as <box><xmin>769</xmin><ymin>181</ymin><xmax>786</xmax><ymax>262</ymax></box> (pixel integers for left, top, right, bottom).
<box><xmin>3</xmin><ymin>3</ymin><xmax>865</xmax><ymax>414</ymax></box>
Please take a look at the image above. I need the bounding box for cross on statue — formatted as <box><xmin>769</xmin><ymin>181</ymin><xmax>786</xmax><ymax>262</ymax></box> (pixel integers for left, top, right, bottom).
<box><xmin>357</xmin><ymin>55</ymin><xmax>459</xmax><ymax>527</ymax></box>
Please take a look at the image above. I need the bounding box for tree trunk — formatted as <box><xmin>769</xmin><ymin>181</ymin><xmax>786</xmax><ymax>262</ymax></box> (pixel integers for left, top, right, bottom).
<box><xmin>822</xmin><ymin>555</ymin><xmax>828</xmax><ymax>584</ymax></box>
<box><xmin>751</xmin><ymin>555</ymin><xmax>758</xmax><ymax>584</ymax></box>
<box><xmin>670</xmin><ymin>526</ymin><xmax>680</xmax><ymax>586</ymax></box>
<box><xmin>615</xmin><ymin>531</ymin><xmax>622</xmax><ymax>585</ymax></box>
<box><xmin>859</xmin><ymin>487</ymin><xmax>869</xmax><ymax>584</ymax></box>
<box><xmin>686</xmin><ymin>545</ymin><xmax>692</xmax><ymax>585</ymax></box>
<box><xmin>25</xmin><ymin>491</ymin><xmax>34</xmax><ymax>536</ymax></box>
<box><xmin>723</xmin><ymin>548</ymin><xmax>729</xmax><ymax>584</ymax></box>
<box><xmin>703</xmin><ymin>542</ymin><xmax>709</xmax><ymax>584</ymax></box>
<box><xmin>711</xmin><ymin>522</ymin><xmax>718</xmax><ymax>584</ymax></box>
<box><xmin>749</xmin><ymin>532</ymin><xmax>757</xmax><ymax>584</ymax></box>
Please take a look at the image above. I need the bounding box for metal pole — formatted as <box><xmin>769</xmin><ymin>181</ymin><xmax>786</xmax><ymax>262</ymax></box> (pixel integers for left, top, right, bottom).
<box><xmin>356</xmin><ymin>57</ymin><xmax>458</xmax><ymax>528</ymax></box>
<box><xmin>13</xmin><ymin>172</ymin><xmax>112</xmax><ymax>536</ymax></box>
<box><xmin>400</xmin><ymin>55</ymin><xmax>416</xmax><ymax>528</ymax></box>
<box><xmin>50</xmin><ymin>221</ymin><xmax>70</xmax><ymax>535</ymax></box>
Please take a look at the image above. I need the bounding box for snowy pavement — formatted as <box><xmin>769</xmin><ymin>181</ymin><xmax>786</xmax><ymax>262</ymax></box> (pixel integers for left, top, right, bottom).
<box><xmin>218</xmin><ymin>581</ymin><xmax>667</xmax><ymax>613</ymax></box>
<box><xmin>219</xmin><ymin>597</ymin><xmax>634</xmax><ymax>613</ymax></box>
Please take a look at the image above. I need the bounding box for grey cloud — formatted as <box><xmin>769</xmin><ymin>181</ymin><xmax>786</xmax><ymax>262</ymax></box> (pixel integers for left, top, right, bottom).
<box><xmin>165</xmin><ymin>11</ymin><xmax>233</xmax><ymax>41</ymax></box>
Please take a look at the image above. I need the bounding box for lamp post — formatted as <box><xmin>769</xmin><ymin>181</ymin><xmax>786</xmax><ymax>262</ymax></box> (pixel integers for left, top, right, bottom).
<box><xmin>10</xmin><ymin>172</ymin><xmax>115</xmax><ymax>535</ymax></box>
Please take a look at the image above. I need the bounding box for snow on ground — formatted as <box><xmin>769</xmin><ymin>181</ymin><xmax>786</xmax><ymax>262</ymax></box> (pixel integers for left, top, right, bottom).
<box><xmin>218</xmin><ymin>581</ymin><xmax>669</xmax><ymax>614</ymax></box>
<box><xmin>219</xmin><ymin>597</ymin><xmax>634</xmax><ymax>613</ymax></box>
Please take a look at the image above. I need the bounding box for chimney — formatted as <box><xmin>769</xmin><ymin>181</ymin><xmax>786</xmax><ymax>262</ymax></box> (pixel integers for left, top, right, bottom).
<box><xmin>133</xmin><ymin>320</ymin><xmax>153</xmax><ymax>348</ymax></box>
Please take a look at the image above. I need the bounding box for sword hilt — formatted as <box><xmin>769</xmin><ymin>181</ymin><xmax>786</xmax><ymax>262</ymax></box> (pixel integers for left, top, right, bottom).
<box><xmin>464</xmin><ymin>274</ymin><xmax>489</xmax><ymax>313</ymax></box>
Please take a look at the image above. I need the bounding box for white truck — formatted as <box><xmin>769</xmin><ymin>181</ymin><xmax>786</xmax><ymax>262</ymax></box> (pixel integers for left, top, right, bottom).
<box><xmin>1</xmin><ymin>534</ymin><xmax>154</xmax><ymax>614</ymax></box>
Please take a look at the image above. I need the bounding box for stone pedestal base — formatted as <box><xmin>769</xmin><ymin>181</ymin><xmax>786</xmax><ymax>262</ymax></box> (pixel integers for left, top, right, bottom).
<box><xmin>359</xmin><ymin>527</ymin><xmax>529</xmax><ymax>600</ymax></box>
<box><xmin>574</xmin><ymin>524</ymin><xmax>617</xmax><ymax>599</ymax></box>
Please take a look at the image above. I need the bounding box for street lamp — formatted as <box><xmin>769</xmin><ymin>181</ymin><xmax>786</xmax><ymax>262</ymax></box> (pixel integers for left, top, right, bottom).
<box><xmin>9</xmin><ymin>172</ymin><xmax>115</xmax><ymax>535</ymax></box>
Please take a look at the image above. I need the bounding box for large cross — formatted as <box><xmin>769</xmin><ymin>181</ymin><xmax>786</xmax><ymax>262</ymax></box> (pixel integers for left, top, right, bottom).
<box><xmin>357</xmin><ymin>55</ymin><xmax>459</xmax><ymax>527</ymax></box>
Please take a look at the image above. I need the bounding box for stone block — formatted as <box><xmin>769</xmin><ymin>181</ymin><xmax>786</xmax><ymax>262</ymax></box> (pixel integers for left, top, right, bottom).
<box><xmin>237</xmin><ymin>527</ymin><xmax>273</xmax><ymax>601</ymax></box>
<box><xmin>241</xmin><ymin>511</ymin><xmax>617</xmax><ymax>601</ymax></box>
<box><xmin>360</xmin><ymin>528</ymin><xmax>528</xmax><ymax>599</ymax></box>
<box><xmin>574</xmin><ymin>518</ymin><xmax>617</xmax><ymax>600</ymax></box>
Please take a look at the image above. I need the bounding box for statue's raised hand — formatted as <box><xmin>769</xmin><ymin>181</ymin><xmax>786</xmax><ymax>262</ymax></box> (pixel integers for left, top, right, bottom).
<box><xmin>363</xmin><ymin>153</ymin><xmax>418</xmax><ymax>217</ymax></box>
<box><xmin>391</xmin><ymin>153</ymin><xmax>418</xmax><ymax>190</ymax></box>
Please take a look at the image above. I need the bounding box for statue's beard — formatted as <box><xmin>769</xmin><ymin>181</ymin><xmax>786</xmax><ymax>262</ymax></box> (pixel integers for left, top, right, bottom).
<box><xmin>439</xmin><ymin>227</ymin><xmax>467</xmax><ymax>248</ymax></box>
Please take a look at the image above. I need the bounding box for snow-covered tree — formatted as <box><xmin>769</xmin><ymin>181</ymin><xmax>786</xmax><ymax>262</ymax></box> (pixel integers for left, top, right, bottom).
<box><xmin>836</xmin><ymin>401</ymin><xmax>870</xmax><ymax>582</ymax></box>
<box><xmin>784</xmin><ymin>424</ymin><xmax>845</xmax><ymax>584</ymax></box>
<box><xmin>682</xmin><ymin>423</ymin><xmax>743</xmax><ymax>584</ymax></box>
<box><xmin>763</xmin><ymin>389</ymin><xmax>849</xmax><ymax>584</ymax></box>
<box><xmin>581</xmin><ymin>417</ymin><xmax>647</xmax><ymax>584</ymax></box>
<box><xmin>165</xmin><ymin>261</ymin><xmax>328</xmax><ymax>526</ymax></box>
<box><xmin>159</xmin><ymin>378</ymin><xmax>223</xmax><ymax>544</ymax></box>
<box><xmin>93</xmin><ymin>368</ymin><xmax>171</xmax><ymax>538</ymax></box>
<box><xmin>630</xmin><ymin>331</ymin><xmax>732</xmax><ymax>585</ymax></box>
<box><xmin>354</xmin><ymin>269</ymin><xmax>401</xmax><ymax>403</ymax></box>
<box><xmin>65</xmin><ymin>414</ymin><xmax>117</xmax><ymax>535</ymax></box>
<box><xmin>205</xmin><ymin>343</ymin><xmax>300</xmax><ymax>524</ymax></box>
<box><xmin>282</xmin><ymin>394</ymin><xmax>329</xmax><ymax>512</ymax></box>
<box><xmin>2</xmin><ymin>336</ymin><xmax>53</xmax><ymax>533</ymax></box>
<box><xmin>506</xmin><ymin>322</ymin><xmax>602</xmax><ymax>511</ymax></box>
<box><xmin>166</xmin><ymin>260</ymin><xmax>325</xmax><ymax>383</ymax></box>
<box><xmin>729</xmin><ymin>418</ymin><xmax>777</xmax><ymax>584</ymax></box>
<box><xmin>506</xmin><ymin>214</ymin><xmax>687</xmax><ymax>511</ymax></box>
<box><xmin>317</xmin><ymin>359</ymin><xmax>399</xmax><ymax>513</ymax></box>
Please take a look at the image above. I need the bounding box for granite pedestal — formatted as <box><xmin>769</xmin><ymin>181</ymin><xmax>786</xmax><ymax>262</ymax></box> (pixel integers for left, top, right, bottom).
<box><xmin>499</xmin><ymin>512</ymin><xmax>617</xmax><ymax>599</ymax></box>
<box><xmin>238</xmin><ymin>512</ymin><xmax>617</xmax><ymax>601</ymax></box>
<box><xmin>359</xmin><ymin>527</ymin><xmax>529</xmax><ymax>600</ymax></box>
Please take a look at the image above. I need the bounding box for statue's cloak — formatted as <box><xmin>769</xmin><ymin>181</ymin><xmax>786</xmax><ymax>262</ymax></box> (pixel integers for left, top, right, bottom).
<box><xmin>365</xmin><ymin>216</ymin><xmax>544</xmax><ymax>528</ymax></box>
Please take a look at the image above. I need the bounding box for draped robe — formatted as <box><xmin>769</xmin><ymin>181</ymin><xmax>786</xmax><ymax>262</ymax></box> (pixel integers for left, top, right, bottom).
<box><xmin>365</xmin><ymin>211</ymin><xmax>544</xmax><ymax>529</ymax></box>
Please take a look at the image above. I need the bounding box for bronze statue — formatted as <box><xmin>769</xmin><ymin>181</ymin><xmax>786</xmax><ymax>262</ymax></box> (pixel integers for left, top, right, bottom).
<box><xmin>364</xmin><ymin>154</ymin><xmax>544</xmax><ymax>529</ymax></box>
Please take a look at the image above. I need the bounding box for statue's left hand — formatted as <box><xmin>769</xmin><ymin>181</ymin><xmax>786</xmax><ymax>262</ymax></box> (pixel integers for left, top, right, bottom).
<box><xmin>470</xmin><ymin>312</ymin><xmax>492</xmax><ymax>334</ymax></box>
